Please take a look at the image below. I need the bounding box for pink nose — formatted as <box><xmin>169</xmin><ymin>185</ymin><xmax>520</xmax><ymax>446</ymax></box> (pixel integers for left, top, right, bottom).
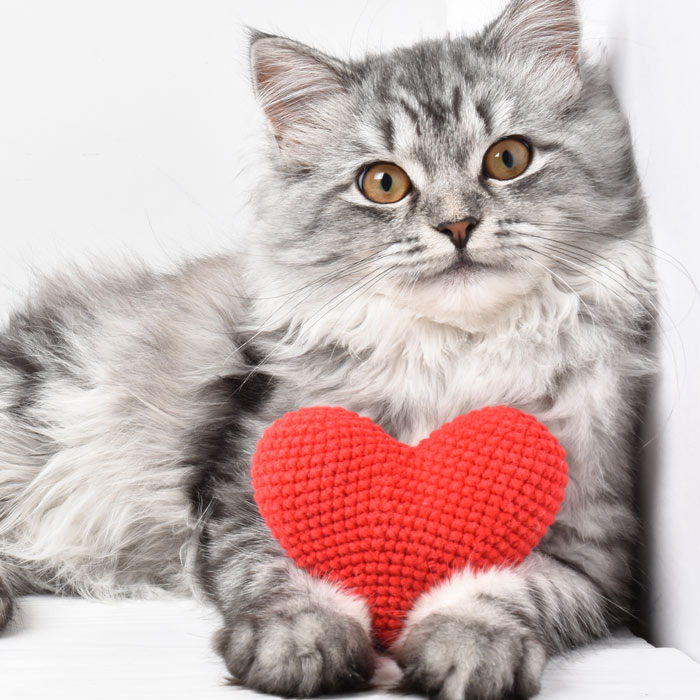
<box><xmin>437</xmin><ymin>217</ymin><xmax>479</xmax><ymax>250</ymax></box>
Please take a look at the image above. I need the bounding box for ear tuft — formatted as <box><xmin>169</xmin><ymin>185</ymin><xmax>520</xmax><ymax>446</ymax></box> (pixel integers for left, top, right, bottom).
<box><xmin>485</xmin><ymin>0</ymin><xmax>580</xmax><ymax>64</ymax></box>
<box><xmin>249</xmin><ymin>34</ymin><xmax>349</xmax><ymax>160</ymax></box>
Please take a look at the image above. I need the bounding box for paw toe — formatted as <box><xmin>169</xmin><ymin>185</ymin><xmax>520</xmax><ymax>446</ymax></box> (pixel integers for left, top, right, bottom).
<box><xmin>218</xmin><ymin>607</ymin><xmax>374</xmax><ymax>697</ymax></box>
<box><xmin>397</xmin><ymin>613</ymin><xmax>546</xmax><ymax>700</ymax></box>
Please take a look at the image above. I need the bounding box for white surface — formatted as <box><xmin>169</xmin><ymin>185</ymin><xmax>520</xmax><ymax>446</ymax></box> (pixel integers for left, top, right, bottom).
<box><xmin>0</xmin><ymin>0</ymin><xmax>698</xmax><ymax>663</ymax></box>
<box><xmin>2</xmin><ymin>597</ymin><xmax>699</xmax><ymax>700</ymax></box>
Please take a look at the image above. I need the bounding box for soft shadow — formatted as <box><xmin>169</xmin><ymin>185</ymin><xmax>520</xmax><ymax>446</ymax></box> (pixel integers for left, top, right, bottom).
<box><xmin>630</xmin><ymin>363</ymin><xmax>661</xmax><ymax>645</ymax></box>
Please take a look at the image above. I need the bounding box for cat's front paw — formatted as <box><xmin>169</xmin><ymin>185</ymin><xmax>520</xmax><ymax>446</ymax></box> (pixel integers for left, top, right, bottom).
<box><xmin>397</xmin><ymin>613</ymin><xmax>546</xmax><ymax>700</ymax></box>
<box><xmin>216</xmin><ymin>606</ymin><xmax>374</xmax><ymax>697</ymax></box>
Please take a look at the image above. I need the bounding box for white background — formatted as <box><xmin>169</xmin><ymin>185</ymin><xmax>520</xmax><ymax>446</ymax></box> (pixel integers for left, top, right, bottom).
<box><xmin>0</xmin><ymin>0</ymin><xmax>698</xmax><ymax>662</ymax></box>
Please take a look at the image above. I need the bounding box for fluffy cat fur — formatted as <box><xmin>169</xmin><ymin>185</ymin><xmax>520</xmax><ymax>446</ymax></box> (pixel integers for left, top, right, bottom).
<box><xmin>0</xmin><ymin>0</ymin><xmax>656</xmax><ymax>698</ymax></box>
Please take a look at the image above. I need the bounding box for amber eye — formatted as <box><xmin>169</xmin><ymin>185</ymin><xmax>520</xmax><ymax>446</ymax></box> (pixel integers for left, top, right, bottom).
<box><xmin>359</xmin><ymin>162</ymin><xmax>412</xmax><ymax>204</ymax></box>
<box><xmin>483</xmin><ymin>138</ymin><xmax>531</xmax><ymax>180</ymax></box>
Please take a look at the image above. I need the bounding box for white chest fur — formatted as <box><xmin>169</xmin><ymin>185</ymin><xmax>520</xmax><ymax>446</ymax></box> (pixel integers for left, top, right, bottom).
<box><xmin>274</xmin><ymin>282</ymin><xmax>584</xmax><ymax>446</ymax></box>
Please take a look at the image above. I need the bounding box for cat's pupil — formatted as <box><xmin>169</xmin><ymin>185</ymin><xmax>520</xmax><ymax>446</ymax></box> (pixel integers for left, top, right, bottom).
<box><xmin>380</xmin><ymin>173</ymin><xmax>393</xmax><ymax>192</ymax></box>
<box><xmin>502</xmin><ymin>150</ymin><xmax>515</xmax><ymax>169</ymax></box>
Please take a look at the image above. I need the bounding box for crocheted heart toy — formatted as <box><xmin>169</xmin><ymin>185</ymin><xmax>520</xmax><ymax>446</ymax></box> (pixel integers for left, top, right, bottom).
<box><xmin>251</xmin><ymin>405</ymin><xmax>567</xmax><ymax>646</ymax></box>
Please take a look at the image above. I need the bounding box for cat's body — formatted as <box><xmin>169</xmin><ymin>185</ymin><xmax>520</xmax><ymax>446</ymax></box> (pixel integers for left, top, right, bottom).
<box><xmin>0</xmin><ymin>1</ymin><xmax>656</xmax><ymax>698</ymax></box>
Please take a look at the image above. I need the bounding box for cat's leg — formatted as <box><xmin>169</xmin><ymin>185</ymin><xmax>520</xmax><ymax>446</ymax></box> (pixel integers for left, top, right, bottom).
<box><xmin>198</xmin><ymin>495</ymin><xmax>375</xmax><ymax>697</ymax></box>
<box><xmin>394</xmin><ymin>491</ymin><xmax>634</xmax><ymax>699</ymax></box>
<box><xmin>393</xmin><ymin>363</ymin><xmax>643</xmax><ymax>699</ymax></box>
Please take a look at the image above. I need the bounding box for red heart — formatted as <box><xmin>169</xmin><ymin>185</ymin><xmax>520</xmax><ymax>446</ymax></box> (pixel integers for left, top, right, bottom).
<box><xmin>251</xmin><ymin>406</ymin><xmax>567</xmax><ymax>646</ymax></box>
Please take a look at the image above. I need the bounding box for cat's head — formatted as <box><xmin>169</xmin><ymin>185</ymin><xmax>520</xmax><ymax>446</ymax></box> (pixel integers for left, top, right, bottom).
<box><xmin>246</xmin><ymin>0</ymin><xmax>649</xmax><ymax>333</ymax></box>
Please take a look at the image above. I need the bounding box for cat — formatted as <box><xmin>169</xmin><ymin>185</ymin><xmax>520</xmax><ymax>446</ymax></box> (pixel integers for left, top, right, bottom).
<box><xmin>0</xmin><ymin>0</ymin><xmax>657</xmax><ymax>698</ymax></box>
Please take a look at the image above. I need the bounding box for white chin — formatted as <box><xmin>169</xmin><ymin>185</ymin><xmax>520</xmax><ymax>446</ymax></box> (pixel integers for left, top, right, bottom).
<box><xmin>393</xmin><ymin>268</ymin><xmax>541</xmax><ymax>332</ymax></box>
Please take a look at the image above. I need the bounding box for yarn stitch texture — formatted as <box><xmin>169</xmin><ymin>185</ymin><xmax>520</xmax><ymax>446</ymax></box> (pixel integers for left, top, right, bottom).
<box><xmin>251</xmin><ymin>405</ymin><xmax>568</xmax><ymax>645</ymax></box>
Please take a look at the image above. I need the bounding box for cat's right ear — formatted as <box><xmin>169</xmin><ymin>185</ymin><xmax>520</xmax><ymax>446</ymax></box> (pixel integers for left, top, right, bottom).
<box><xmin>249</xmin><ymin>32</ymin><xmax>350</xmax><ymax>163</ymax></box>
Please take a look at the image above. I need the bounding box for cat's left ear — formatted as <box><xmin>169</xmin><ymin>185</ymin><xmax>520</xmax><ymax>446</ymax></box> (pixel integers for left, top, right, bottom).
<box><xmin>484</xmin><ymin>0</ymin><xmax>581</xmax><ymax>65</ymax></box>
<box><xmin>249</xmin><ymin>32</ymin><xmax>350</xmax><ymax>163</ymax></box>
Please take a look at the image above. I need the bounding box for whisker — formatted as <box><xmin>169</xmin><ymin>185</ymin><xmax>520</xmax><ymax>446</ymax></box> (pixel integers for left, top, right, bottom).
<box><xmin>521</xmin><ymin>242</ymin><xmax>680</xmax><ymax>381</ymax></box>
<box><xmin>297</xmin><ymin>265</ymin><xmax>399</xmax><ymax>341</ymax></box>
<box><xmin>519</xmin><ymin>238</ymin><xmax>656</xmax><ymax>320</ymax></box>
<box><xmin>235</xmin><ymin>265</ymin><xmax>399</xmax><ymax>389</ymax></box>
<box><xmin>531</xmin><ymin>221</ymin><xmax>699</xmax><ymax>298</ymax></box>
<box><xmin>527</xmin><ymin>241</ymin><xmax>684</xmax><ymax>424</ymax></box>
<box><xmin>512</xmin><ymin>225</ymin><xmax>687</xmax><ymax>398</ymax></box>
<box><xmin>229</xmin><ymin>250</ymin><xmax>402</xmax><ymax>361</ymax></box>
<box><xmin>513</xmin><ymin>246</ymin><xmax>599</xmax><ymax>332</ymax></box>
<box><xmin>517</xmin><ymin>233</ymin><xmax>649</xmax><ymax>294</ymax></box>
<box><xmin>216</xmin><ymin>244</ymin><xmax>391</xmax><ymax>302</ymax></box>
<box><xmin>512</xmin><ymin>236</ymin><xmax>685</xmax><ymax>451</ymax></box>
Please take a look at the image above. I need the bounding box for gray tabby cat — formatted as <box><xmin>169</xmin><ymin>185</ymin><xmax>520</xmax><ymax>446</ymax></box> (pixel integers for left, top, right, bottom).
<box><xmin>0</xmin><ymin>0</ymin><xmax>656</xmax><ymax>697</ymax></box>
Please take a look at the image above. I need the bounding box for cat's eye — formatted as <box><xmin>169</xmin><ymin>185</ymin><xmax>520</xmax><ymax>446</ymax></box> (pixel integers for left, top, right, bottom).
<box><xmin>358</xmin><ymin>162</ymin><xmax>412</xmax><ymax>204</ymax></box>
<box><xmin>483</xmin><ymin>138</ymin><xmax>531</xmax><ymax>181</ymax></box>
